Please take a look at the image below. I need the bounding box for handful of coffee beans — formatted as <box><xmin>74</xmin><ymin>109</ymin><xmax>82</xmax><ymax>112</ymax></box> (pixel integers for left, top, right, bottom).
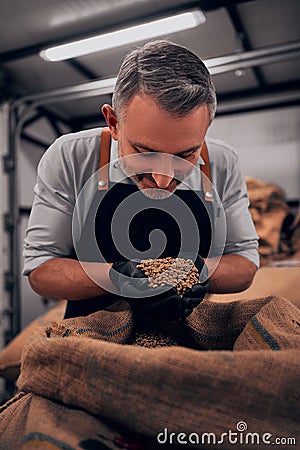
<box><xmin>137</xmin><ymin>257</ymin><xmax>200</xmax><ymax>296</ymax></box>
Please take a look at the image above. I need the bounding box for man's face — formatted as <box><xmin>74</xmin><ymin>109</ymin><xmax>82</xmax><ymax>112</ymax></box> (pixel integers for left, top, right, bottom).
<box><xmin>104</xmin><ymin>94</ymin><xmax>210</xmax><ymax>198</ymax></box>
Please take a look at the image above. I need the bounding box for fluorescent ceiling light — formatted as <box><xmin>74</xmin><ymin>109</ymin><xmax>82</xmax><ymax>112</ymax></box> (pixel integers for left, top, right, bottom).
<box><xmin>40</xmin><ymin>9</ymin><xmax>206</xmax><ymax>62</ymax></box>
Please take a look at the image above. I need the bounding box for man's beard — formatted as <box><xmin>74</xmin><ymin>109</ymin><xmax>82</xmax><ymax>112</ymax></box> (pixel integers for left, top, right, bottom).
<box><xmin>119</xmin><ymin>158</ymin><xmax>181</xmax><ymax>199</ymax></box>
<box><xmin>118</xmin><ymin>147</ymin><xmax>182</xmax><ymax>199</ymax></box>
<box><xmin>133</xmin><ymin>172</ymin><xmax>181</xmax><ymax>199</ymax></box>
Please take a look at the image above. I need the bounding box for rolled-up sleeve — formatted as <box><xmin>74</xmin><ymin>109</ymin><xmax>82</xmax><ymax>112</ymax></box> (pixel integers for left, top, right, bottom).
<box><xmin>23</xmin><ymin>139</ymin><xmax>75</xmax><ymax>275</ymax></box>
<box><xmin>222</xmin><ymin>153</ymin><xmax>260</xmax><ymax>267</ymax></box>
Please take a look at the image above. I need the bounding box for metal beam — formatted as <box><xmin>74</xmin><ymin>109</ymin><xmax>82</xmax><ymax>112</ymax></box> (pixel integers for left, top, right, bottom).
<box><xmin>22</xmin><ymin>112</ymin><xmax>41</xmax><ymax>129</ymax></box>
<box><xmin>206</xmin><ymin>40</ymin><xmax>300</xmax><ymax>74</ymax></box>
<box><xmin>11</xmin><ymin>41</ymin><xmax>300</xmax><ymax>111</ymax></box>
<box><xmin>218</xmin><ymin>79</ymin><xmax>300</xmax><ymax>99</ymax></box>
<box><xmin>217</xmin><ymin>86</ymin><xmax>300</xmax><ymax>116</ymax></box>
<box><xmin>21</xmin><ymin>132</ymin><xmax>51</xmax><ymax>149</ymax></box>
<box><xmin>23</xmin><ymin>105</ymin><xmax>71</xmax><ymax>131</ymax></box>
<box><xmin>38</xmin><ymin>108</ymin><xmax>64</xmax><ymax>137</ymax></box>
<box><xmin>226</xmin><ymin>4</ymin><xmax>266</xmax><ymax>87</ymax></box>
<box><xmin>67</xmin><ymin>81</ymin><xmax>300</xmax><ymax>125</ymax></box>
<box><xmin>66</xmin><ymin>59</ymin><xmax>99</xmax><ymax>80</ymax></box>
<box><xmin>13</xmin><ymin>77</ymin><xmax>117</xmax><ymax>107</ymax></box>
<box><xmin>0</xmin><ymin>104</ymin><xmax>21</xmax><ymax>342</ymax></box>
<box><xmin>199</xmin><ymin>0</ymin><xmax>256</xmax><ymax>11</ymax></box>
<box><xmin>0</xmin><ymin>104</ymin><xmax>11</xmax><ymax>354</ymax></box>
<box><xmin>37</xmin><ymin>105</ymin><xmax>71</xmax><ymax>130</ymax></box>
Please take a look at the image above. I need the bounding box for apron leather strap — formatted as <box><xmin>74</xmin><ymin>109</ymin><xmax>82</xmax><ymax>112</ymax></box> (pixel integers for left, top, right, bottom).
<box><xmin>98</xmin><ymin>128</ymin><xmax>111</xmax><ymax>190</ymax></box>
<box><xmin>201</xmin><ymin>141</ymin><xmax>213</xmax><ymax>202</ymax></box>
<box><xmin>98</xmin><ymin>127</ymin><xmax>212</xmax><ymax>201</ymax></box>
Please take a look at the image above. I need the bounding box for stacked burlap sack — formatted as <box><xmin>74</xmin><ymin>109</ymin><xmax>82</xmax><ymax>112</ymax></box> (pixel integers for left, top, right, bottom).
<box><xmin>246</xmin><ymin>177</ymin><xmax>300</xmax><ymax>264</ymax></box>
<box><xmin>0</xmin><ymin>295</ymin><xmax>299</xmax><ymax>449</ymax></box>
<box><xmin>0</xmin><ymin>300</ymin><xmax>66</xmax><ymax>384</ymax></box>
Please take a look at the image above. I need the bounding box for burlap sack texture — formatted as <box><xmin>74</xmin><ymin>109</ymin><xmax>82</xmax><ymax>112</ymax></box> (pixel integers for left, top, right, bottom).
<box><xmin>246</xmin><ymin>177</ymin><xmax>299</xmax><ymax>262</ymax></box>
<box><xmin>0</xmin><ymin>300</ymin><xmax>66</xmax><ymax>383</ymax></box>
<box><xmin>0</xmin><ymin>295</ymin><xmax>299</xmax><ymax>450</ymax></box>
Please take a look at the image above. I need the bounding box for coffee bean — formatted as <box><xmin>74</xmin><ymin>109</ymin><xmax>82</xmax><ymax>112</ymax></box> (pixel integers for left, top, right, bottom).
<box><xmin>132</xmin><ymin>330</ymin><xmax>178</xmax><ymax>347</ymax></box>
<box><xmin>138</xmin><ymin>257</ymin><xmax>199</xmax><ymax>297</ymax></box>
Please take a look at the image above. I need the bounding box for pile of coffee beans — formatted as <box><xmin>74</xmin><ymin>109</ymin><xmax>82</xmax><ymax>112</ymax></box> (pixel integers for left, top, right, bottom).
<box><xmin>137</xmin><ymin>257</ymin><xmax>199</xmax><ymax>296</ymax></box>
<box><xmin>132</xmin><ymin>330</ymin><xmax>178</xmax><ymax>348</ymax></box>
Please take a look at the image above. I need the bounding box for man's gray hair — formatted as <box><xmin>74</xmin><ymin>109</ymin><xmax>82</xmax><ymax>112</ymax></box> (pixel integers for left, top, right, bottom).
<box><xmin>112</xmin><ymin>40</ymin><xmax>217</xmax><ymax>123</ymax></box>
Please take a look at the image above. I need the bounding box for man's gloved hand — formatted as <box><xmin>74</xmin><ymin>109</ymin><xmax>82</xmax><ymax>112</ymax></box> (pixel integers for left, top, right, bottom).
<box><xmin>109</xmin><ymin>256</ymin><xmax>209</xmax><ymax>321</ymax></box>
<box><xmin>109</xmin><ymin>260</ymin><xmax>149</xmax><ymax>297</ymax></box>
<box><xmin>109</xmin><ymin>260</ymin><xmax>181</xmax><ymax>321</ymax></box>
<box><xmin>180</xmin><ymin>280</ymin><xmax>209</xmax><ymax>318</ymax></box>
<box><xmin>178</xmin><ymin>253</ymin><xmax>209</xmax><ymax>319</ymax></box>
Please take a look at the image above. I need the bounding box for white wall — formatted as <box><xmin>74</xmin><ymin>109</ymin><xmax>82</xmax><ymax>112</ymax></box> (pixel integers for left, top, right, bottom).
<box><xmin>207</xmin><ymin>106</ymin><xmax>300</xmax><ymax>199</ymax></box>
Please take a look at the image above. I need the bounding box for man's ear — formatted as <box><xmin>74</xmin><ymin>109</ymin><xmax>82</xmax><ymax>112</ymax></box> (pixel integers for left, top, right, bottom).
<box><xmin>101</xmin><ymin>104</ymin><xmax>119</xmax><ymax>140</ymax></box>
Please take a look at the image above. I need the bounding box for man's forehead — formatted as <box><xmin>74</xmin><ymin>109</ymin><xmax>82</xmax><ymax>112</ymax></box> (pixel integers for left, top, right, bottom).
<box><xmin>120</xmin><ymin>94</ymin><xmax>210</xmax><ymax>151</ymax></box>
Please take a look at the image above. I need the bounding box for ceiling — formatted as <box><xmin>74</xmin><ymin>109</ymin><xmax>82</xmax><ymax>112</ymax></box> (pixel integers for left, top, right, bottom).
<box><xmin>0</xmin><ymin>0</ymin><xmax>299</xmax><ymax>140</ymax></box>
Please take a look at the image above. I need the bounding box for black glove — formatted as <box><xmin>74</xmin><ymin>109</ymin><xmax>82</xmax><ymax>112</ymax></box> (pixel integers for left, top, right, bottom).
<box><xmin>109</xmin><ymin>260</ymin><xmax>181</xmax><ymax>321</ymax></box>
<box><xmin>176</xmin><ymin>253</ymin><xmax>209</xmax><ymax>318</ymax></box>
<box><xmin>180</xmin><ymin>280</ymin><xmax>209</xmax><ymax>318</ymax></box>
<box><xmin>109</xmin><ymin>257</ymin><xmax>209</xmax><ymax>321</ymax></box>
<box><xmin>109</xmin><ymin>260</ymin><xmax>152</xmax><ymax>297</ymax></box>
<box><xmin>109</xmin><ymin>260</ymin><xmax>175</xmax><ymax>300</ymax></box>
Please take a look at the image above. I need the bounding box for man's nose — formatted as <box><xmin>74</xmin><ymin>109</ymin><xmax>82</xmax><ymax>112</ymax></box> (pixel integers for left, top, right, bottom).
<box><xmin>151</xmin><ymin>155</ymin><xmax>175</xmax><ymax>188</ymax></box>
<box><xmin>151</xmin><ymin>173</ymin><xmax>174</xmax><ymax>188</ymax></box>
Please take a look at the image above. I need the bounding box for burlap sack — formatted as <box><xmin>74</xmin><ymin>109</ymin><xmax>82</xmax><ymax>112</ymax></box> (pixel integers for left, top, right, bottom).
<box><xmin>1</xmin><ymin>295</ymin><xmax>299</xmax><ymax>449</ymax></box>
<box><xmin>0</xmin><ymin>300</ymin><xmax>66</xmax><ymax>383</ymax></box>
<box><xmin>0</xmin><ymin>391</ymin><xmax>152</xmax><ymax>449</ymax></box>
<box><xmin>246</xmin><ymin>177</ymin><xmax>290</xmax><ymax>257</ymax></box>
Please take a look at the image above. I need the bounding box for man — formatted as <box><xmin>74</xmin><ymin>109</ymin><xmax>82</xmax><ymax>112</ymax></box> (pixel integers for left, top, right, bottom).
<box><xmin>24</xmin><ymin>40</ymin><xmax>259</xmax><ymax>320</ymax></box>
